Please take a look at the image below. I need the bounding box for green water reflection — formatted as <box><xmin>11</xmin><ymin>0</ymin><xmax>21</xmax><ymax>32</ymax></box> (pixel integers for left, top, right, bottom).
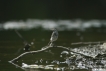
<box><xmin>0</xmin><ymin>29</ymin><xmax>106</xmax><ymax>71</ymax></box>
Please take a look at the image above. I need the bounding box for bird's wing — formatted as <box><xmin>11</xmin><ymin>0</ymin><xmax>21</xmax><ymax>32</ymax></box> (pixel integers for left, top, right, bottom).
<box><xmin>51</xmin><ymin>31</ymin><xmax>58</xmax><ymax>37</ymax></box>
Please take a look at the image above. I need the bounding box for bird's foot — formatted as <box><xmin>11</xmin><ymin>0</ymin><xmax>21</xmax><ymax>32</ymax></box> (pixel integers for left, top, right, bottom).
<box><xmin>49</xmin><ymin>43</ymin><xmax>54</xmax><ymax>47</ymax></box>
<box><xmin>49</xmin><ymin>43</ymin><xmax>57</xmax><ymax>47</ymax></box>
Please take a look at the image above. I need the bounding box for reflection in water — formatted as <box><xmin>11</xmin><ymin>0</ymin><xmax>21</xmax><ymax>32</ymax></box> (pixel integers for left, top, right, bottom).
<box><xmin>9</xmin><ymin>42</ymin><xmax>106</xmax><ymax>71</ymax></box>
<box><xmin>1</xmin><ymin>19</ymin><xmax>106</xmax><ymax>71</ymax></box>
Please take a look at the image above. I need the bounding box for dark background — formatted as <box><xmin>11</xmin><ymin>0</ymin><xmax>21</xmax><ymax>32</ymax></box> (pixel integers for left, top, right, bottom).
<box><xmin>0</xmin><ymin>0</ymin><xmax>106</xmax><ymax>22</ymax></box>
<box><xmin>1</xmin><ymin>1</ymin><xmax>106</xmax><ymax>71</ymax></box>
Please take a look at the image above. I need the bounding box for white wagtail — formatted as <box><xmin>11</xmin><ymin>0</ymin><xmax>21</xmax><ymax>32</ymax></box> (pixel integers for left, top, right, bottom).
<box><xmin>48</xmin><ymin>28</ymin><xmax>58</xmax><ymax>46</ymax></box>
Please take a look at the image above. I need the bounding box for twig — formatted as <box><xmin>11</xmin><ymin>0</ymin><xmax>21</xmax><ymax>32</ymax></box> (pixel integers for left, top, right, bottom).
<box><xmin>71</xmin><ymin>41</ymin><xmax>106</xmax><ymax>45</ymax></box>
<box><xmin>9</xmin><ymin>46</ymin><xmax>50</xmax><ymax>62</ymax></box>
<box><xmin>9</xmin><ymin>45</ymin><xmax>70</xmax><ymax>62</ymax></box>
<box><xmin>15</xmin><ymin>30</ymin><xmax>27</xmax><ymax>44</ymax></box>
<box><xmin>9</xmin><ymin>45</ymin><xmax>95</xmax><ymax>63</ymax></box>
<box><xmin>15</xmin><ymin>30</ymin><xmax>32</xmax><ymax>52</ymax></box>
<box><xmin>8</xmin><ymin>61</ymin><xmax>25</xmax><ymax>70</ymax></box>
<box><xmin>11</xmin><ymin>45</ymin><xmax>69</xmax><ymax>61</ymax></box>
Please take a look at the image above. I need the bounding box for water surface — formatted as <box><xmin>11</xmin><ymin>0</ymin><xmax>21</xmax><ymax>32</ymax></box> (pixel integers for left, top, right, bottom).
<box><xmin>0</xmin><ymin>29</ymin><xmax>106</xmax><ymax>71</ymax></box>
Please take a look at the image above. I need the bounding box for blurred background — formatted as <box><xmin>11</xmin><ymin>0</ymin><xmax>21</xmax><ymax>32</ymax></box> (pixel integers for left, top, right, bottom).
<box><xmin>1</xmin><ymin>0</ymin><xmax>106</xmax><ymax>71</ymax></box>
<box><xmin>0</xmin><ymin>0</ymin><xmax>106</xmax><ymax>30</ymax></box>
<box><xmin>0</xmin><ymin>0</ymin><xmax>106</xmax><ymax>21</ymax></box>
<box><xmin>0</xmin><ymin>0</ymin><xmax>106</xmax><ymax>22</ymax></box>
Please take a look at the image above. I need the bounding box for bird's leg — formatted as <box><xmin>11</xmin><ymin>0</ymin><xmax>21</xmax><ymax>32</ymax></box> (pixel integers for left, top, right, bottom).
<box><xmin>48</xmin><ymin>41</ymin><xmax>51</xmax><ymax>46</ymax></box>
<box><xmin>48</xmin><ymin>41</ymin><xmax>56</xmax><ymax>47</ymax></box>
<box><xmin>50</xmin><ymin>42</ymin><xmax>56</xmax><ymax>47</ymax></box>
<box><xmin>48</xmin><ymin>41</ymin><xmax>54</xmax><ymax>47</ymax></box>
<box><xmin>50</xmin><ymin>42</ymin><xmax>53</xmax><ymax>47</ymax></box>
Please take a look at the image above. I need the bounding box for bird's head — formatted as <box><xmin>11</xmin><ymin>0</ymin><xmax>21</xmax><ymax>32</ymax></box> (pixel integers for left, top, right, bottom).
<box><xmin>51</xmin><ymin>28</ymin><xmax>57</xmax><ymax>31</ymax></box>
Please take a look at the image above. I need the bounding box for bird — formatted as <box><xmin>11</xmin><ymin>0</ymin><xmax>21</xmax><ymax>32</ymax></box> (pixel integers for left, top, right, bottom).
<box><xmin>48</xmin><ymin>28</ymin><xmax>58</xmax><ymax>46</ymax></box>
